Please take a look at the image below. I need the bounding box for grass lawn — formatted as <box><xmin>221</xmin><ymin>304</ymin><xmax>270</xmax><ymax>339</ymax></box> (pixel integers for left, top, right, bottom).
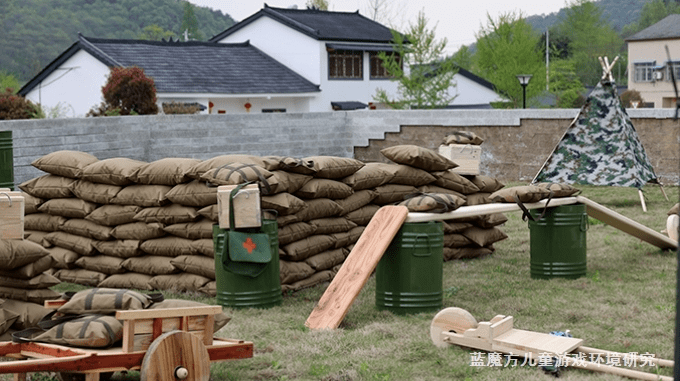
<box><xmin>6</xmin><ymin>184</ymin><xmax>679</xmax><ymax>381</ymax></box>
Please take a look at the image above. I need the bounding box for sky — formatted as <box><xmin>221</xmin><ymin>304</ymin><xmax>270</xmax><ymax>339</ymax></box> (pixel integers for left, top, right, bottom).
<box><xmin>188</xmin><ymin>0</ymin><xmax>569</xmax><ymax>54</ymax></box>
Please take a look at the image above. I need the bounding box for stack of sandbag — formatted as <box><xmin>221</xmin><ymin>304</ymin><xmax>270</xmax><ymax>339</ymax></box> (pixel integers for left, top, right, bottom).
<box><xmin>0</xmin><ymin>239</ymin><xmax>61</xmax><ymax>305</ymax></box>
<box><xmin>11</xmin><ymin>288</ymin><xmax>230</xmax><ymax>348</ymax></box>
<box><xmin>376</xmin><ymin>145</ymin><xmax>509</xmax><ymax>261</ymax></box>
<box><xmin>266</xmin><ymin>156</ymin><xmax>367</xmax><ymax>292</ymax></box>
<box><xmin>19</xmin><ymin>148</ymin><xmax>510</xmax><ymax>295</ymax></box>
<box><xmin>20</xmin><ymin>152</ymin><xmax>218</xmax><ymax>294</ymax></box>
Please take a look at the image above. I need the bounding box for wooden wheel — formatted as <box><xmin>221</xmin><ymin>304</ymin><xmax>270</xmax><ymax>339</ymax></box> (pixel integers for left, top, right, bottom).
<box><xmin>140</xmin><ymin>331</ymin><xmax>211</xmax><ymax>381</ymax></box>
<box><xmin>430</xmin><ymin>307</ymin><xmax>478</xmax><ymax>348</ymax></box>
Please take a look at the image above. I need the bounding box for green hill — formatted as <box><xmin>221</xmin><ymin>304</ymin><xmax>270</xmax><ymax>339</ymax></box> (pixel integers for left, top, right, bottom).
<box><xmin>525</xmin><ymin>0</ymin><xmax>651</xmax><ymax>33</ymax></box>
<box><xmin>1</xmin><ymin>0</ymin><xmax>235</xmax><ymax>83</ymax></box>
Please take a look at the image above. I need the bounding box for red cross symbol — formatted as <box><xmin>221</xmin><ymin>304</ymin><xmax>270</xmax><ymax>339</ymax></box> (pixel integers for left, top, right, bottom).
<box><xmin>242</xmin><ymin>237</ymin><xmax>257</xmax><ymax>254</ymax></box>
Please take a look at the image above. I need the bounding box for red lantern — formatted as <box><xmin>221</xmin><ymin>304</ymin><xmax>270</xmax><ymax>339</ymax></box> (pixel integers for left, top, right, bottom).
<box><xmin>244</xmin><ymin>102</ymin><xmax>252</xmax><ymax>110</ymax></box>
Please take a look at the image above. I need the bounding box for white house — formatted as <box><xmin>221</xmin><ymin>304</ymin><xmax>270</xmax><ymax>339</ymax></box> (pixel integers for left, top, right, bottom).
<box><xmin>19</xmin><ymin>5</ymin><xmax>503</xmax><ymax>116</ymax></box>
<box><xmin>19</xmin><ymin>35</ymin><xmax>320</xmax><ymax>117</ymax></box>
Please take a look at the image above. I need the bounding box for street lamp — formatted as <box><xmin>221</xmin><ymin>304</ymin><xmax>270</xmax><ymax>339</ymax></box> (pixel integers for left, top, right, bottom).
<box><xmin>516</xmin><ymin>74</ymin><xmax>533</xmax><ymax>109</ymax></box>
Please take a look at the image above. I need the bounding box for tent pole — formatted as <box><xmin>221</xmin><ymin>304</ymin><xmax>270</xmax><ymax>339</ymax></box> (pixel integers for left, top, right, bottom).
<box><xmin>638</xmin><ymin>189</ymin><xmax>648</xmax><ymax>212</ymax></box>
<box><xmin>659</xmin><ymin>183</ymin><xmax>670</xmax><ymax>201</ymax></box>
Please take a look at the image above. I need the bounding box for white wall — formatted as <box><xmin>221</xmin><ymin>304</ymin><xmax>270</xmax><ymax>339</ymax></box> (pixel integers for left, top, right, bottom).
<box><xmin>207</xmin><ymin>96</ymin><xmax>311</xmax><ymax>114</ymax></box>
<box><xmin>216</xmin><ymin>16</ymin><xmax>400</xmax><ymax>113</ymax></box>
<box><xmin>449</xmin><ymin>74</ymin><xmax>504</xmax><ymax>105</ymax></box>
<box><xmin>24</xmin><ymin>50</ymin><xmax>109</xmax><ymax>118</ymax></box>
<box><xmin>216</xmin><ymin>18</ymin><xmax>321</xmax><ymax>84</ymax></box>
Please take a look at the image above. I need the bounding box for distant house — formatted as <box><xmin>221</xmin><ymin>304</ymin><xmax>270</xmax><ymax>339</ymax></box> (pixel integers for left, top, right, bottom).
<box><xmin>18</xmin><ymin>35</ymin><xmax>320</xmax><ymax>117</ymax></box>
<box><xmin>19</xmin><ymin>5</ymin><xmax>503</xmax><ymax>116</ymax></box>
<box><xmin>445</xmin><ymin>67</ymin><xmax>505</xmax><ymax>108</ymax></box>
<box><xmin>625</xmin><ymin>14</ymin><xmax>680</xmax><ymax>108</ymax></box>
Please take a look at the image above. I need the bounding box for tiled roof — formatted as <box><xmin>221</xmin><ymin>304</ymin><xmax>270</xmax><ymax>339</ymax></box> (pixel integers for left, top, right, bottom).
<box><xmin>19</xmin><ymin>35</ymin><xmax>320</xmax><ymax>96</ymax></box>
<box><xmin>626</xmin><ymin>14</ymin><xmax>680</xmax><ymax>41</ymax></box>
<box><xmin>211</xmin><ymin>4</ymin><xmax>397</xmax><ymax>43</ymax></box>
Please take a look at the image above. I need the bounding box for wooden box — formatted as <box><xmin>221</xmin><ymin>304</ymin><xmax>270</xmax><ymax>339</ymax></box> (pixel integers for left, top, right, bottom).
<box><xmin>0</xmin><ymin>190</ymin><xmax>24</xmax><ymax>239</ymax></box>
<box><xmin>217</xmin><ymin>184</ymin><xmax>261</xmax><ymax>229</ymax></box>
<box><xmin>438</xmin><ymin>144</ymin><xmax>481</xmax><ymax>175</ymax></box>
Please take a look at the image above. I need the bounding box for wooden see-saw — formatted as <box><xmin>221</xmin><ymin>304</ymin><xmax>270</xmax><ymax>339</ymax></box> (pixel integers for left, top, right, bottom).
<box><xmin>430</xmin><ymin>307</ymin><xmax>674</xmax><ymax>381</ymax></box>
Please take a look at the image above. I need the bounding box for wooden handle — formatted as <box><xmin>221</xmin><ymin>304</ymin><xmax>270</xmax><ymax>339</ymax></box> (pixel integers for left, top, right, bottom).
<box><xmin>563</xmin><ymin>356</ymin><xmax>673</xmax><ymax>381</ymax></box>
<box><xmin>577</xmin><ymin>346</ymin><xmax>674</xmax><ymax>368</ymax></box>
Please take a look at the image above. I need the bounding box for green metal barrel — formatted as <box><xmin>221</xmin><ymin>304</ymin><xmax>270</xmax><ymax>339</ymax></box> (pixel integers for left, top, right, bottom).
<box><xmin>213</xmin><ymin>220</ymin><xmax>282</xmax><ymax>308</ymax></box>
<box><xmin>0</xmin><ymin>131</ymin><xmax>13</xmax><ymax>190</ymax></box>
<box><xmin>528</xmin><ymin>204</ymin><xmax>588</xmax><ymax>279</ymax></box>
<box><xmin>376</xmin><ymin>221</ymin><xmax>444</xmax><ymax>314</ymax></box>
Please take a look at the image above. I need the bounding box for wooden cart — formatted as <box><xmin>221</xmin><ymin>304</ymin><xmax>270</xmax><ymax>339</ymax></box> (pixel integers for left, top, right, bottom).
<box><xmin>0</xmin><ymin>301</ymin><xmax>253</xmax><ymax>381</ymax></box>
<box><xmin>430</xmin><ymin>307</ymin><xmax>674</xmax><ymax>381</ymax></box>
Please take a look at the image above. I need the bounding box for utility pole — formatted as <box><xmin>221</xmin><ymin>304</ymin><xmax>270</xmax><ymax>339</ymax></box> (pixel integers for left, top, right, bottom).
<box><xmin>546</xmin><ymin>29</ymin><xmax>549</xmax><ymax>91</ymax></box>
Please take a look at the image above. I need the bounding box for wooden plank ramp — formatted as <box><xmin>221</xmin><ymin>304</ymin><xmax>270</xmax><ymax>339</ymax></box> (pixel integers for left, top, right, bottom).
<box><xmin>305</xmin><ymin>206</ymin><xmax>408</xmax><ymax>330</ymax></box>
<box><xmin>575</xmin><ymin>196</ymin><xmax>677</xmax><ymax>250</ymax></box>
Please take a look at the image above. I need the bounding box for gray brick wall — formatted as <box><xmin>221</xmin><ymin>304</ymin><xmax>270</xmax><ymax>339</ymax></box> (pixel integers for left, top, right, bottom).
<box><xmin>1</xmin><ymin>109</ymin><xmax>677</xmax><ymax>187</ymax></box>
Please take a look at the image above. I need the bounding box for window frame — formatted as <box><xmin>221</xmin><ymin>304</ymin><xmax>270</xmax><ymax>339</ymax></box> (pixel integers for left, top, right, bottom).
<box><xmin>633</xmin><ymin>61</ymin><xmax>656</xmax><ymax>83</ymax></box>
<box><xmin>328</xmin><ymin>49</ymin><xmax>363</xmax><ymax>80</ymax></box>
<box><xmin>667</xmin><ymin>61</ymin><xmax>680</xmax><ymax>82</ymax></box>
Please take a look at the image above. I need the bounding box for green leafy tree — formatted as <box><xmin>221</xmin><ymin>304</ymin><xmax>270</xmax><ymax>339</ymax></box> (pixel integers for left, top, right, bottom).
<box><xmin>450</xmin><ymin>45</ymin><xmax>473</xmax><ymax>71</ymax></box>
<box><xmin>473</xmin><ymin>11</ymin><xmax>546</xmax><ymax>108</ymax></box>
<box><xmin>374</xmin><ymin>11</ymin><xmax>458</xmax><ymax>109</ymax></box>
<box><xmin>180</xmin><ymin>1</ymin><xmax>203</xmax><ymax>41</ymax></box>
<box><xmin>622</xmin><ymin>0</ymin><xmax>680</xmax><ymax>37</ymax></box>
<box><xmin>306</xmin><ymin>0</ymin><xmax>329</xmax><ymax>10</ymax></box>
<box><xmin>139</xmin><ymin>24</ymin><xmax>175</xmax><ymax>41</ymax></box>
<box><xmin>0</xmin><ymin>71</ymin><xmax>20</xmax><ymax>94</ymax></box>
<box><xmin>555</xmin><ymin>0</ymin><xmax>624</xmax><ymax>86</ymax></box>
<box><xmin>550</xmin><ymin>60</ymin><xmax>586</xmax><ymax>108</ymax></box>
<box><xmin>88</xmin><ymin>66</ymin><xmax>158</xmax><ymax>116</ymax></box>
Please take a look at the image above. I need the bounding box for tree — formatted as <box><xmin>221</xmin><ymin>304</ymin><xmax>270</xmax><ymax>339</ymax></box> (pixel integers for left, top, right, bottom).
<box><xmin>373</xmin><ymin>11</ymin><xmax>458</xmax><ymax>109</ymax></box>
<box><xmin>473</xmin><ymin>11</ymin><xmax>546</xmax><ymax>108</ymax></box>
<box><xmin>88</xmin><ymin>66</ymin><xmax>158</xmax><ymax>116</ymax></box>
<box><xmin>450</xmin><ymin>45</ymin><xmax>473</xmax><ymax>71</ymax></box>
<box><xmin>622</xmin><ymin>0</ymin><xmax>680</xmax><ymax>37</ymax></box>
<box><xmin>139</xmin><ymin>24</ymin><xmax>175</xmax><ymax>41</ymax></box>
<box><xmin>180</xmin><ymin>1</ymin><xmax>203</xmax><ymax>41</ymax></box>
<box><xmin>362</xmin><ymin>0</ymin><xmax>401</xmax><ymax>26</ymax></box>
<box><xmin>0</xmin><ymin>71</ymin><xmax>20</xmax><ymax>93</ymax></box>
<box><xmin>555</xmin><ymin>0</ymin><xmax>624</xmax><ymax>86</ymax></box>
<box><xmin>550</xmin><ymin>60</ymin><xmax>586</xmax><ymax>108</ymax></box>
<box><xmin>306</xmin><ymin>0</ymin><xmax>329</xmax><ymax>10</ymax></box>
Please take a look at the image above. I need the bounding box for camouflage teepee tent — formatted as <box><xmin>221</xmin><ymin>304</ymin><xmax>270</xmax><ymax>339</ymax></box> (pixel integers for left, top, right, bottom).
<box><xmin>533</xmin><ymin>58</ymin><xmax>659</xmax><ymax>193</ymax></box>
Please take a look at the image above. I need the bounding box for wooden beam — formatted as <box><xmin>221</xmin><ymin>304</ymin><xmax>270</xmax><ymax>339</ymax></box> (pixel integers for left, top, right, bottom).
<box><xmin>404</xmin><ymin>197</ymin><xmax>579</xmax><ymax>223</ymax></box>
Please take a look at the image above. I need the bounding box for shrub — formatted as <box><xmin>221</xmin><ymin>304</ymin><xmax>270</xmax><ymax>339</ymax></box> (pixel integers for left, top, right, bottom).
<box><xmin>0</xmin><ymin>88</ymin><xmax>42</xmax><ymax>120</ymax></box>
<box><xmin>162</xmin><ymin>102</ymin><xmax>201</xmax><ymax>114</ymax></box>
<box><xmin>620</xmin><ymin>89</ymin><xmax>644</xmax><ymax>108</ymax></box>
<box><xmin>88</xmin><ymin>66</ymin><xmax>158</xmax><ymax>116</ymax></box>
<box><xmin>557</xmin><ymin>88</ymin><xmax>586</xmax><ymax>108</ymax></box>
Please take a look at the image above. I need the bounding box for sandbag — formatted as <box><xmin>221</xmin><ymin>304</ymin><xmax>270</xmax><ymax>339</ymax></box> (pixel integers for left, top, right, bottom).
<box><xmin>57</xmin><ymin>288</ymin><xmax>161</xmax><ymax>315</ymax></box>
<box><xmin>15</xmin><ymin>314</ymin><xmax>123</xmax><ymax>348</ymax></box>
<box><xmin>0</xmin><ymin>240</ymin><xmax>50</xmax><ymax>271</ymax></box>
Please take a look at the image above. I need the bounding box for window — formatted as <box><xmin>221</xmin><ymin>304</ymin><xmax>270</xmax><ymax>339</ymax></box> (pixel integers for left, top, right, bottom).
<box><xmin>633</xmin><ymin>62</ymin><xmax>655</xmax><ymax>82</ymax></box>
<box><xmin>370</xmin><ymin>52</ymin><xmax>400</xmax><ymax>79</ymax></box>
<box><xmin>667</xmin><ymin>61</ymin><xmax>680</xmax><ymax>82</ymax></box>
<box><xmin>328</xmin><ymin>50</ymin><xmax>362</xmax><ymax>79</ymax></box>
